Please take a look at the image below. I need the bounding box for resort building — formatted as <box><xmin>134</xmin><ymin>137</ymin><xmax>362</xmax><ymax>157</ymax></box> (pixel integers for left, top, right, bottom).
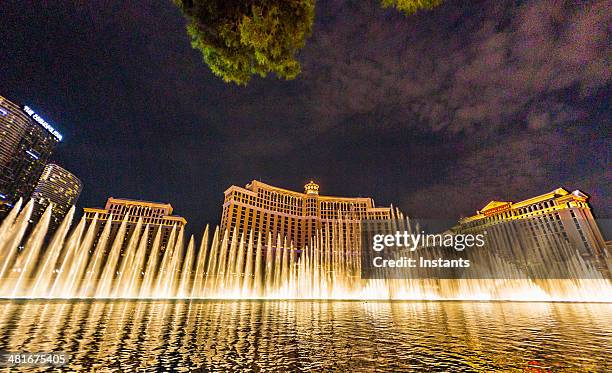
<box><xmin>84</xmin><ymin>197</ymin><xmax>187</xmax><ymax>253</ymax></box>
<box><xmin>453</xmin><ymin>188</ymin><xmax>607</xmax><ymax>260</ymax></box>
<box><xmin>220</xmin><ymin>180</ymin><xmax>392</xmax><ymax>249</ymax></box>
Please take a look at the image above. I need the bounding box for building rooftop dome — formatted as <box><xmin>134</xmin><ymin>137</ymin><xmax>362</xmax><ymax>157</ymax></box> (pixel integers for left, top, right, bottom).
<box><xmin>304</xmin><ymin>181</ymin><xmax>320</xmax><ymax>195</ymax></box>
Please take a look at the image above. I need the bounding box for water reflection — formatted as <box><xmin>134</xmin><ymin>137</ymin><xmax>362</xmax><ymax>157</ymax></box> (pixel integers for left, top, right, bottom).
<box><xmin>0</xmin><ymin>300</ymin><xmax>610</xmax><ymax>371</ymax></box>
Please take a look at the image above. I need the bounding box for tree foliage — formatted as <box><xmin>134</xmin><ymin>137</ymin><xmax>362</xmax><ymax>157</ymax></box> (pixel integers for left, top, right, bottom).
<box><xmin>174</xmin><ymin>0</ymin><xmax>315</xmax><ymax>85</ymax></box>
<box><xmin>380</xmin><ymin>0</ymin><xmax>442</xmax><ymax>15</ymax></box>
<box><xmin>174</xmin><ymin>0</ymin><xmax>441</xmax><ymax>85</ymax></box>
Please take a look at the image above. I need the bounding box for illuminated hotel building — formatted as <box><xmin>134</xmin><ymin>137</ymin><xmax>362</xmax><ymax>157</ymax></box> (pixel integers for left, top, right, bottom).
<box><xmin>220</xmin><ymin>180</ymin><xmax>391</xmax><ymax>249</ymax></box>
<box><xmin>0</xmin><ymin>95</ymin><xmax>62</xmax><ymax>214</ymax></box>
<box><xmin>31</xmin><ymin>164</ymin><xmax>82</xmax><ymax>232</ymax></box>
<box><xmin>454</xmin><ymin>188</ymin><xmax>607</xmax><ymax>259</ymax></box>
<box><xmin>84</xmin><ymin>197</ymin><xmax>187</xmax><ymax>254</ymax></box>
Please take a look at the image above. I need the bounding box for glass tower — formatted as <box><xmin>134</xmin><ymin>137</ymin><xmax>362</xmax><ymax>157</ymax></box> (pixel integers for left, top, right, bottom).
<box><xmin>0</xmin><ymin>95</ymin><xmax>62</xmax><ymax>214</ymax></box>
<box><xmin>31</xmin><ymin>164</ymin><xmax>82</xmax><ymax>232</ymax></box>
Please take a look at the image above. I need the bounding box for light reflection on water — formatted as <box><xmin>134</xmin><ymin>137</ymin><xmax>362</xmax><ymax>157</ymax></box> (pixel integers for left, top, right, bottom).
<box><xmin>0</xmin><ymin>300</ymin><xmax>610</xmax><ymax>372</ymax></box>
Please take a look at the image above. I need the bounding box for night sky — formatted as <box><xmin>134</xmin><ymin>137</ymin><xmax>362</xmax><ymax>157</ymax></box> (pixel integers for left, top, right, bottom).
<box><xmin>1</xmin><ymin>0</ymin><xmax>610</xmax><ymax>234</ymax></box>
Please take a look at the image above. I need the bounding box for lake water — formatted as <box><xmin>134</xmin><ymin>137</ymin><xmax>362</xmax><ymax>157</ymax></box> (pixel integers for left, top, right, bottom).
<box><xmin>0</xmin><ymin>300</ymin><xmax>610</xmax><ymax>372</ymax></box>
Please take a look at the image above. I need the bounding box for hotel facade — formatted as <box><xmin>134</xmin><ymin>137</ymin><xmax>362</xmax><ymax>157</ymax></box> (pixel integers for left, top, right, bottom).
<box><xmin>220</xmin><ymin>180</ymin><xmax>392</xmax><ymax>249</ymax></box>
<box><xmin>453</xmin><ymin>188</ymin><xmax>607</xmax><ymax>263</ymax></box>
<box><xmin>84</xmin><ymin>197</ymin><xmax>187</xmax><ymax>254</ymax></box>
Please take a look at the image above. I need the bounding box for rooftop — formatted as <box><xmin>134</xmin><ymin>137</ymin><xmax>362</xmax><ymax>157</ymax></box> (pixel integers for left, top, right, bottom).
<box><xmin>226</xmin><ymin>180</ymin><xmax>377</xmax><ymax>203</ymax></box>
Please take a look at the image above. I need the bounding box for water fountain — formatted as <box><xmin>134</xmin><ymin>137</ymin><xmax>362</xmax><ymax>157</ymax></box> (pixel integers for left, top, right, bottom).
<box><xmin>0</xmin><ymin>199</ymin><xmax>610</xmax><ymax>301</ymax></box>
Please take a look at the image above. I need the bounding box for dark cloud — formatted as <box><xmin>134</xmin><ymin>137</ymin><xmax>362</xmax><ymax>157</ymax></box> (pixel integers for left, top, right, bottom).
<box><xmin>297</xmin><ymin>0</ymin><xmax>611</xmax><ymax>218</ymax></box>
<box><xmin>302</xmin><ymin>0</ymin><xmax>610</xmax><ymax>135</ymax></box>
<box><xmin>401</xmin><ymin>127</ymin><xmax>611</xmax><ymax>219</ymax></box>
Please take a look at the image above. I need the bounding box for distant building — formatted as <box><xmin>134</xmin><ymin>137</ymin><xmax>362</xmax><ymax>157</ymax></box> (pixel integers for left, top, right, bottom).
<box><xmin>454</xmin><ymin>188</ymin><xmax>607</xmax><ymax>259</ymax></box>
<box><xmin>84</xmin><ymin>197</ymin><xmax>187</xmax><ymax>254</ymax></box>
<box><xmin>31</xmin><ymin>164</ymin><xmax>82</xmax><ymax>232</ymax></box>
<box><xmin>0</xmin><ymin>95</ymin><xmax>62</xmax><ymax>214</ymax></box>
<box><xmin>221</xmin><ymin>180</ymin><xmax>391</xmax><ymax>249</ymax></box>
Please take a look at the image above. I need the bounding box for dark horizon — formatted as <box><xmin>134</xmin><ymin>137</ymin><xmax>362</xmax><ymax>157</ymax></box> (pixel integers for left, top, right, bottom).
<box><xmin>1</xmin><ymin>0</ymin><xmax>609</xmax><ymax>234</ymax></box>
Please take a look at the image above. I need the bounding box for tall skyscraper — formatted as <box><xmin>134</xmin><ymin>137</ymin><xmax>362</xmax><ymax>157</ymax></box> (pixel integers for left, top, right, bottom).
<box><xmin>221</xmin><ymin>180</ymin><xmax>392</xmax><ymax>249</ymax></box>
<box><xmin>84</xmin><ymin>197</ymin><xmax>187</xmax><ymax>254</ymax></box>
<box><xmin>0</xmin><ymin>95</ymin><xmax>62</xmax><ymax>214</ymax></box>
<box><xmin>31</xmin><ymin>164</ymin><xmax>82</xmax><ymax>232</ymax></box>
<box><xmin>453</xmin><ymin>188</ymin><xmax>607</xmax><ymax>259</ymax></box>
